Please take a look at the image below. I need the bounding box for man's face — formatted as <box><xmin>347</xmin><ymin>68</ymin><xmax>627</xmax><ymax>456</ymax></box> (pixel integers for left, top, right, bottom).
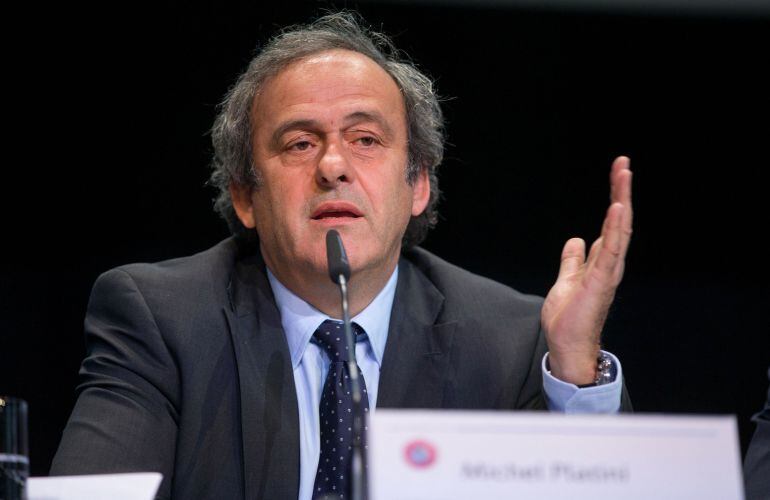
<box><xmin>231</xmin><ymin>49</ymin><xmax>429</xmax><ymax>285</ymax></box>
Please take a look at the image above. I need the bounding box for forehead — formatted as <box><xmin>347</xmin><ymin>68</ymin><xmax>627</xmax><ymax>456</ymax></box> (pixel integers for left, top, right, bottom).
<box><xmin>251</xmin><ymin>49</ymin><xmax>406</xmax><ymax>132</ymax></box>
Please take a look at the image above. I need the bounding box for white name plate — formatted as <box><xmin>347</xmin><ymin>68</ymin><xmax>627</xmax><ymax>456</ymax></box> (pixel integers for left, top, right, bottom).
<box><xmin>368</xmin><ymin>410</ymin><xmax>744</xmax><ymax>500</ymax></box>
<box><xmin>28</xmin><ymin>473</ymin><xmax>163</xmax><ymax>500</ymax></box>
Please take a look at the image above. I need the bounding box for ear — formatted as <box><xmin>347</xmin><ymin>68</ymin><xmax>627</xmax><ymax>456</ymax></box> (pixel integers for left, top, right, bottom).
<box><xmin>229</xmin><ymin>182</ymin><xmax>257</xmax><ymax>228</ymax></box>
<box><xmin>410</xmin><ymin>166</ymin><xmax>431</xmax><ymax>217</ymax></box>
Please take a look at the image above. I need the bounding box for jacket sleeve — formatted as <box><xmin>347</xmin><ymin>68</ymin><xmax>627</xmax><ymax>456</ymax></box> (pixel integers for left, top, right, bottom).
<box><xmin>514</xmin><ymin>323</ymin><xmax>549</xmax><ymax>410</ymax></box>
<box><xmin>50</xmin><ymin>268</ymin><xmax>180</xmax><ymax>500</ymax></box>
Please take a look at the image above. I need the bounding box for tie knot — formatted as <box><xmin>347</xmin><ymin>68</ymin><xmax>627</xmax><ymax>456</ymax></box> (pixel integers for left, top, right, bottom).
<box><xmin>312</xmin><ymin>320</ymin><xmax>363</xmax><ymax>363</ymax></box>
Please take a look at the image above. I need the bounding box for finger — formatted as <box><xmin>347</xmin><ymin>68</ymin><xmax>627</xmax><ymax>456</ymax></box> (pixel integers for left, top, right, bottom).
<box><xmin>610</xmin><ymin>156</ymin><xmax>631</xmax><ymax>205</ymax></box>
<box><xmin>593</xmin><ymin>202</ymin><xmax>624</xmax><ymax>278</ymax></box>
<box><xmin>586</xmin><ymin>236</ymin><xmax>603</xmax><ymax>269</ymax></box>
<box><xmin>589</xmin><ymin>192</ymin><xmax>616</xmax><ymax>267</ymax></box>
<box><xmin>617</xmin><ymin>170</ymin><xmax>633</xmax><ymax>263</ymax></box>
<box><xmin>609</xmin><ymin>156</ymin><xmax>633</xmax><ymax>268</ymax></box>
<box><xmin>557</xmin><ymin>237</ymin><xmax>586</xmax><ymax>279</ymax></box>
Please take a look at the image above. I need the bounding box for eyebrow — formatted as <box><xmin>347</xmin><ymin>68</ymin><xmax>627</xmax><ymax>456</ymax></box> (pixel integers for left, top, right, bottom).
<box><xmin>343</xmin><ymin>111</ymin><xmax>395</xmax><ymax>139</ymax></box>
<box><xmin>269</xmin><ymin>110</ymin><xmax>396</xmax><ymax>148</ymax></box>
<box><xmin>269</xmin><ymin>119</ymin><xmax>322</xmax><ymax>149</ymax></box>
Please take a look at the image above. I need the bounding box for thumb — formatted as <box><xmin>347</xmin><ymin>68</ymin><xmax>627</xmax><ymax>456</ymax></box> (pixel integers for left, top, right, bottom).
<box><xmin>558</xmin><ymin>237</ymin><xmax>586</xmax><ymax>279</ymax></box>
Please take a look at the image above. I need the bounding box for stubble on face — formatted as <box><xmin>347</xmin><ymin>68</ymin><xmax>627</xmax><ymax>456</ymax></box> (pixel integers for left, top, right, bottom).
<box><xmin>239</xmin><ymin>49</ymin><xmax>428</xmax><ymax>314</ymax></box>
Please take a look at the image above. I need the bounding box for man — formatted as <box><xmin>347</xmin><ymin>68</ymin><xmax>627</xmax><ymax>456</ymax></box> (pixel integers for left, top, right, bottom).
<box><xmin>51</xmin><ymin>12</ymin><xmax>633</xmax><ymax>500</ymax></box>
<box><xmin>745</xmin><ymin>368</ymin><xmax>770</xmax><ymax>500</ymax></box>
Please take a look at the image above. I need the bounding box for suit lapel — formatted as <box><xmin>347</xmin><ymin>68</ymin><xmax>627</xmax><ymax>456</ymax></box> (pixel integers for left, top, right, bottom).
<box><xmin>377</xmin><ymin>257</ymin><xmax>457</xmax><ymax>409</ymax></box>
<box><xmin>221</xmin><ymin>245</ymin><xmax>457</xmax><ymax>495</ymax></box>
<box><xmin>225</xmin><ymin>250</ymin><xmax>299</xmax><ymax>500</ymax></box>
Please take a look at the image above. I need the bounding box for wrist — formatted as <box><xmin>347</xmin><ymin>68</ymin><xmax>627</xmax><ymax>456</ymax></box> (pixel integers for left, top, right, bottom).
<box><xmin>547</xmin><ymin>349</ymin><xmax>600</xmax><ymax>386</ymax></box>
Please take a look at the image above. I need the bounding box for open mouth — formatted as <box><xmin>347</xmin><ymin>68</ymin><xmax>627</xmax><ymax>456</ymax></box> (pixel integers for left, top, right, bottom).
<box><xmin>312</xmin><ymin>211</ymin><xmax>361</xmax><ymax>220</ymax></box>
<box><xmin>311</xmin><ymin>202</ymin><xmax>363</xmax><ymax>221</ymax></box>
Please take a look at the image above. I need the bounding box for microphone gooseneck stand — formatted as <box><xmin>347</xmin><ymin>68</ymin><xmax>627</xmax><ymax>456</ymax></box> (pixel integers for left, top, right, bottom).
<box><xmin>325</xmin><ymin>229</ymin><xmax>367</xmax><ymax>500</ymax></box>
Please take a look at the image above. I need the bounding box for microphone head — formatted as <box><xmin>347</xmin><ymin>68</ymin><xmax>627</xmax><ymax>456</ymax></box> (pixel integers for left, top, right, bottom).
<box><xmin>326</xmin><ymin>229</ymin><xmax>351</xmax><ymax>285</ymax></box>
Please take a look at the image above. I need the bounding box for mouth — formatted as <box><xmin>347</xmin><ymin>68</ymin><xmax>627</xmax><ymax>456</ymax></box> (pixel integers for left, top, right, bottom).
<box><xmin>311</xmin><ymin>202</ymin><xmax>363</xmax><ymax>221</ymax></box>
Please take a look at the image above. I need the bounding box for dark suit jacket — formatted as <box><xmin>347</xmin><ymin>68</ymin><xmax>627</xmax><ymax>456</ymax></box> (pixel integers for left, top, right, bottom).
<box><xmin>744</xmin><ymin>368</ymin><xmax>770</xmax><ymax>500</ymax></box>
<box><xmin>50</xmin><ymin>237</ymin><xmax>631</xmax><ymax>499</ymax></box>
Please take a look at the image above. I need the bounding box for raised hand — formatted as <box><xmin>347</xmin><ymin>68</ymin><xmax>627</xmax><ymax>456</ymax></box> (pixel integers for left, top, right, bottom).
<box><xmin>541</xmin><ymin>156</ymin><xmax>633</xmax><ymax>385</ymax></box>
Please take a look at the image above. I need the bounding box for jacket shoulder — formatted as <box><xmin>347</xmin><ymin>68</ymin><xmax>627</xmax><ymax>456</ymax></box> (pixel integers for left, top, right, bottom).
<box><xmin>90</xmin><ymin>238</ymin><xmax>245</xmax><ymax>331</ymax></box>
<box><xmin>99</xmin><ymin>238</ymin><xmax>238</xmax><ymax>297</ymax></box>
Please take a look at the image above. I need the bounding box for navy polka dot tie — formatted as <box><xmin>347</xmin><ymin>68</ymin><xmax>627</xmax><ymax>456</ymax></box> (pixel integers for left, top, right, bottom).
<box><xmin>312</xmin><ymin>320</ymin><xmax>369</xmax><ymax>500</ymax></box>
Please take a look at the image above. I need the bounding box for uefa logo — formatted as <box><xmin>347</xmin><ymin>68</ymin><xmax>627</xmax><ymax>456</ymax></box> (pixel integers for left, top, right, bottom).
<box><xmin>404</xmin><ymin>440</ymin><xmax>437</xmax><ymax>469</ymax></box>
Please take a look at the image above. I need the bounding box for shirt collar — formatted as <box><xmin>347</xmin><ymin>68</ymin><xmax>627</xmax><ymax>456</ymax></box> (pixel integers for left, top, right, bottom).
<box><xmin>267</xmin><ymin>266</ymin><xmax>398</xmax><ymax>370</ymax></box>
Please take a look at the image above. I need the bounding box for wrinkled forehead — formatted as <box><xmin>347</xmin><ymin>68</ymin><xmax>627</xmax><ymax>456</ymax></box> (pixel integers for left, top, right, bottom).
<box><xmin>250</xmin><ymin>49</ymin><xmax>406</xmax><ymax>124</ymax></box>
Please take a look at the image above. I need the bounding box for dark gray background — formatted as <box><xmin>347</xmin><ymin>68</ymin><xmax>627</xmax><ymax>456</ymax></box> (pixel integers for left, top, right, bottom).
<box><xmin>2</xmin><ymin>0</ymin><xmax>768</xmax><ymax>476</ymax></box>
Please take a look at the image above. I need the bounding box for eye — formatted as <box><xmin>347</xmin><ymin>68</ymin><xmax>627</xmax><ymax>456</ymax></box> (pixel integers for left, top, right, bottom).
<box><xmin>352</xmin><ymin>135</ymin><xmax>380</xmax><ymax>148</ymax></box>
<box><xmin>286</xmin><ymin>138</ymin><xmax>316</xmax><ymax>153</ymax></box>
<box><xmin>357</xmin><ymin>136</ymin><xmax>376</xmax><ymax>147</ymax></box>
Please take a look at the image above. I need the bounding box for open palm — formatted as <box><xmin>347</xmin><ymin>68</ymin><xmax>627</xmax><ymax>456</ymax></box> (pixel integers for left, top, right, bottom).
<box><xmin>541</xmin><ymin>156</ymin><xmax>633</xmax><ymax>385</ymax></box>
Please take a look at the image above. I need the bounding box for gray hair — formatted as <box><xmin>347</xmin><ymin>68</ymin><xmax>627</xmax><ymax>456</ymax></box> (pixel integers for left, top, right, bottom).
<box><xmin>209</xmin><ymin>11</ymin><xmax>444</xmax><ymax>248</ymax></box>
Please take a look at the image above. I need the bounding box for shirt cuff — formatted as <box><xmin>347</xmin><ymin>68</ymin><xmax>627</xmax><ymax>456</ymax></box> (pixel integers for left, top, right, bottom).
<box><xmin>541</xmin><ymin>350</ymin><xmax>623</xmax><ymax>413</ymax></box>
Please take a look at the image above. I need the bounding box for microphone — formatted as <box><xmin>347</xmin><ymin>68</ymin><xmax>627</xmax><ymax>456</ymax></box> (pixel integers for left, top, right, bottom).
<box><xmin>326</xmin><ymin>230</ymin><xmax>351</xmax><ymax>285</ymax></box>
<box><xmin>325</xmin><ymin>229</ymin><xmax>366</xmax><ymax>500</ymax></box>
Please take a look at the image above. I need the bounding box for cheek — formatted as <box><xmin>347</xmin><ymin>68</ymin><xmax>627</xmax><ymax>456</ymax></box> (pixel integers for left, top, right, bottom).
<box><xmin>264</xmin><ymin>166</ymin><xmax>314</xmax><ymax>207</ymax></box>
<box><xmin>370</xmin><ymin>184</ymin><xmax>414</xmax><ymax>236</ymax></box>
<box><xmin>255</xmin><ymin>182</ymin><xmax>309</xmax><ymax>235</ymax></box>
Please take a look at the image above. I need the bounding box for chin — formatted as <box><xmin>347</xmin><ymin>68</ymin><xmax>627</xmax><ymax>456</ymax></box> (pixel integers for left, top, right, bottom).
<box><xmin>349</xmin><ymin>247</ymin><xmax>394</xmax><ymax>277</ymax></box>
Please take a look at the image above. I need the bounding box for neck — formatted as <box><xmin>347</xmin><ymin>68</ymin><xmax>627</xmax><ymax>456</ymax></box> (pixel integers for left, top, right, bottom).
<box><xmin>262</xmin><ymin>251</ymin><xmax>398</xmax><ymax>318</ymax></box>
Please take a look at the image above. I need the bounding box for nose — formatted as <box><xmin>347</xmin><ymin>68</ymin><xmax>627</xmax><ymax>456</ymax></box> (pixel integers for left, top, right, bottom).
<box><xmin>315</xmin><ymin>140</ymin><xmax>355</xmax><ymax>188</ymax></box>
